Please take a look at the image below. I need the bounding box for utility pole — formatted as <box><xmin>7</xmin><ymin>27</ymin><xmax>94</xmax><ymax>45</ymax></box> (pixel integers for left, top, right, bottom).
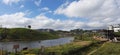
<box><xmin>0</xmin><ymin>25</ymin><xmax>2</xmax><ymax>28</ymax></box>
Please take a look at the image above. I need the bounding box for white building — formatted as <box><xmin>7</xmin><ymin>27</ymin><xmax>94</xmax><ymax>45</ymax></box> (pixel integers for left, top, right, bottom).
<box><xmin>108</xmin><ymin>24</ymin><xmax>120</xmax><ymax>32</ymax></box>
<box><xmin>108</xmin><ymin>25</ymin><xmax>113</xmax><ymax>30</ymax></box>
<box><xmin>114</xmin><ymin>28</ymin><xmax>120</xmax><ymax>32</ymax></box>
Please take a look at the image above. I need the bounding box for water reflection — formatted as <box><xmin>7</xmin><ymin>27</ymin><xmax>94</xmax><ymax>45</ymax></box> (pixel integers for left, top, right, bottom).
<box><xmin>0</xmin><ymin>37</ymin><xmax>74</xmax><ymax>52</ymax></box>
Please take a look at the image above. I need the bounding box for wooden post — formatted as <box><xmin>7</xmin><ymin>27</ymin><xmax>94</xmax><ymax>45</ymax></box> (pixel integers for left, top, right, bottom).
<box><xmin>1</xmin><ymin>48</ymin><xmax>3</xmax><ymax>55</ymax></box>
<box><xmin>0</xmin><ymin>49</ymin><xmax>1</xmax><ymax>55</ymax></box>
<box><xmin>40</xmin><ymin>46</ymin><xmax>45</xmax><ymax>55</ymax></box>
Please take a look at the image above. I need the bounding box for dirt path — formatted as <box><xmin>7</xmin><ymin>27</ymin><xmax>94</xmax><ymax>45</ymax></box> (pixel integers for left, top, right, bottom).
<box><xmin>87</xmin><ymin>49</ymin><xmax>97</xmax><ymax>55</ymax></box>
<box><xmin>87</xmin><ymin>42</ymin><xmax>107</xmax><ymax>55</ymax></box>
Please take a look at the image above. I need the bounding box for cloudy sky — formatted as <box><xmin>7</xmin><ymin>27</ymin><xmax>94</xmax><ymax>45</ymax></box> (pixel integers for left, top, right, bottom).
<box><xmin>0</xmin><ymin>0</ymin><xmax>120</xmax><ymax>30</ymax></box>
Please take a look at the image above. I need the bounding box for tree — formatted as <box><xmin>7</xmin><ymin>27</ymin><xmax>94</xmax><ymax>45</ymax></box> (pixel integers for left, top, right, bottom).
<box><xmin>28</xmin><ymin>25</ymin><xmax>31</xmax><ymax>29</ymax></box>
<box><xmin>1</xmin><ymin>28</ymin><xmax>7</xmax><ymax>39</ymax></box>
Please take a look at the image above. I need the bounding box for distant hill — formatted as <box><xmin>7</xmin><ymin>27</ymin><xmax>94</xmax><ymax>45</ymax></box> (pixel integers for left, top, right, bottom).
<box><xmin>0</xmin><ymin>28</ymin><xmax>59</xmax><ymax>41</ymax></box>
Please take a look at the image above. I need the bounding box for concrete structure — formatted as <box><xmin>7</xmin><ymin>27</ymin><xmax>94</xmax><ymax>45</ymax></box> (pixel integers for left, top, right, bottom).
<box><xmin>113</xmin><ymin>37</ymin><xmax>120</xmax><ymax>42</ymax></box>
<box><xmin>108</xmin><ymin>24</ymin><xmax>120</xmax><ymax>42</ymax></box>
<box><xmin>108</xmin><ymin>24</ymin><xmax>120</xmax><ymax>32</ymax></box>
<box><xmin>114</xmin><ymin>28</ymin><xmax>120</xmax><ymax>32</ymax></box>
<box><xmin>108</xmin><ymin>25</ymin><xmax>114</xmax><ymax>30</ymax></box>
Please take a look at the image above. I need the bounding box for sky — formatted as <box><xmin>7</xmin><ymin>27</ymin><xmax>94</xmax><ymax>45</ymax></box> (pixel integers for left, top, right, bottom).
<box><xmin>0</xmin><ymin>0</ymin><xmax>120</xmax><ymax>31</ymax></box>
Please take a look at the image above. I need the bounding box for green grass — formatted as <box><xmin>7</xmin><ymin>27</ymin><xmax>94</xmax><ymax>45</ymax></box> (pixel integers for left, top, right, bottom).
<box><xmin>11</xmin><ymin>41</ymin><xmax>92</xmax><ymax>55</ymax></box>
<box><xmin>76</xmin><ymin>41</ymin><xmax>105</xmax><ymax>55</ymax></box>
<box><xmin>0</xmin><ymin>28</ymin><xmax>59</xmax><ymax>41</ymax></box>
<box><xmin>8</xmin><ymin>41</ymin><xmax>106</xmax><ymax>55</ymax></box>
<box><xmin>92</xmin><ymin>42</ymin><xmax>120</xmax><ymax>55</ymax></box>
<box><xmin>23</xmin><ymin>41</ymin><xmax>104</xmax><ymax>55</ymax></box>
<box><xmin>44</xmin><ymin>41</ymin><xmax>93</xmax><ymax>55</ymax></box>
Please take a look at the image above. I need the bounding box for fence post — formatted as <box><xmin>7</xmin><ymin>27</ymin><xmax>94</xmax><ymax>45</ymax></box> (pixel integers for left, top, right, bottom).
<box><xmin>13</xmin><ymin>44</ymin><xmax>19</xmax><ymax>55</ymax></box>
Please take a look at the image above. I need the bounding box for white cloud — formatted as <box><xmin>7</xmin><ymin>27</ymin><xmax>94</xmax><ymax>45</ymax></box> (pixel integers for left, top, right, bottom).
<box><xmin>1</xmin><ymin>12</ymin><xmax>120</xmax><ymax>30</ymax></box>
<box><xmin>38</xmin><ymin>7</ymin><xmax>52</xmax><ymax>14</ymax></box>
<box><xmin>55</xmin><ymin>0</ymin><xmax>120</xmax><ymax>18</ymax></box>
<box><xmin>42</xmin><ymin>7</ymin><xmax>49</xmax><ymax>11</ymax></box>
<box><xmin>1</xmin><ymin>0</ymin><xmax>120</xmax><ymax>30</ymax></box>
<box><xmin>2</xmin><ymin>0</ymin><xmax>20</xmax><ymax>5</ymax></box>
<box><xmin>39</xmin><ymin>7</ymin><xmax>49</xmax><ymax>11</ymax></box>
<box><xmin>0</xmin><ymin>12</ymin><xmax>30</xmax><ymax>28</ymax></box>
<box><xmin>87</xmin><ymin>22</ymin><xmax>104</xmax><ymax>28</ymax></box>
<box><xmin>20</xmin><ymin>5</ymin><xmax>24</xmax><ymax>8</ymax></box>
<box><xmin>0</xmin><ymin>12</ymin><xmax>86</xmax><ymax>30</ymax></box>
<box><xmin>2</xmin><ymin>11</ymin><xmax>120</xmax><ymax>30</ymax></box>
<box><xmin>54</xmin><ymin>0</ymin><xmax>120</xmax><ymax>29</ymax></box>
<box><xmin>34</xmin><ymin>0</ymin><xmax>41</xmax><ymax>6</ymax></box>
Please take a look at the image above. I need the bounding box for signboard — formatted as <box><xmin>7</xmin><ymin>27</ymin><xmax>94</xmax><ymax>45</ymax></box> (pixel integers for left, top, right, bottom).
<box><xmin>13</xmin><ymin>44</ymin><xmax>19</xmax><ymax>49</ymax></box>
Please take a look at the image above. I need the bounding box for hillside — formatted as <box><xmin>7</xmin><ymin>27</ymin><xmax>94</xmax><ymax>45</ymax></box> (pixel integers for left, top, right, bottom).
<box><xmin>0</xmin><ymin>28</ymin><xmax>59</xmax><ymax>41</ymax></box>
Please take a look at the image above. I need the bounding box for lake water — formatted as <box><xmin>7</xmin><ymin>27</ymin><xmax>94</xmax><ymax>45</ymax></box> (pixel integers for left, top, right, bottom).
<box><xmin>0</xmin><ymin>37</ymin><xmax>74</xmax><ymax>52</ymax></box>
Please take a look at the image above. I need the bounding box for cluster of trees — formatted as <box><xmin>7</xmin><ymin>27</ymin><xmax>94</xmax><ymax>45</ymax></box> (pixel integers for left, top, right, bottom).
<box><xmin>113</xmin><ymin>32</ymin><xmax>120</xmax><ymax>37</ymax></box>
<box><xmin>70</xmin><ymin>29</ymin><xmax>95</xmax><ymax>41</ymax></box>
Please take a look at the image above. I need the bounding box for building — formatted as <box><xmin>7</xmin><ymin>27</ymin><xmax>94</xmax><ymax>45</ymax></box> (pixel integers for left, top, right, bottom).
<box><xmin>108</xmin><ymin>24</ymin><xmax>120</xmax><ymax>42</ymax></box>
<box><xmin>108</xmin><ymin>24</ymin><xmax>120</xmax><ymax>32</ymax></box>
<box><xmin>108</xmin><ymin>25</ymin><xmax>114</xmax><ymax>30</ymax></box>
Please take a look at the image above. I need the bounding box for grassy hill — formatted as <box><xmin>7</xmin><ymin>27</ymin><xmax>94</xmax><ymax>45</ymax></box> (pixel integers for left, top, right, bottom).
<box><xmin>0</xmin><ymin>28</ymin><xmax>59</xmax><ymax>41</ymax></box>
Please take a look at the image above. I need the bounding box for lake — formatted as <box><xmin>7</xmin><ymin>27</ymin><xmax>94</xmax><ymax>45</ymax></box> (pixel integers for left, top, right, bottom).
<box><xmin>0</xmin><ymin>37</ymin><xmax>74</xmax><ymax>52</ymax></box>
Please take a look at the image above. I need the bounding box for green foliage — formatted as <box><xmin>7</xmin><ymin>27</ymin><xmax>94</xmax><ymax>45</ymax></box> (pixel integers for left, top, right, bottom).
<box><xmin>113</xmin><ymin>32</ymin><xmax>120</xmax><ymax>37</ymax></box>
<box><xmin>75</xmin><ymin>32</ymin><xmax>95</xmax><ymax>41</ymax></box>
<box><xmin>0</xmin><ymin>28</ymin><xmax>59</xmax><ymax>41</ymax></box>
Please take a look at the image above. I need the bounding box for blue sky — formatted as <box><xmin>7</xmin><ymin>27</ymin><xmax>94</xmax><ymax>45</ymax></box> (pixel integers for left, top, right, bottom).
<box><xmin>0</xmin><ymin>0</ymin><xmax>120</xmax><ymax>30</ymax></box>
<box><xmin>0</xmin><ymin>0</ymin><xmax>73</xmax><ymax>18</ymax></box>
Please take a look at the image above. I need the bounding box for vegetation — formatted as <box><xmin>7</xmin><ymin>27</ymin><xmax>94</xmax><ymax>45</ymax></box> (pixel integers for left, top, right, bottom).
<box><xmin>0</xmin><ymin>40</ymin><xmax>107</xmax><ymax>55</ymax></box>
<box><xmin>92</xmin><ymin>42</ymin><xmax>120</xmax><ymax>55</ymax></box>
<box><xmin>10</xmin><ymin>41</ymin><xmax>92</xmax><ymax>55</ymax></box>
<box><xmin>74</xmin><ymin>32</ymin><xmax>96</xmax><ymax>41</ymax></box>
<box><xmin>0</xmin><ymin>28</ymin><xmax>59</xmax><ymax>41</ymax></box>
<box><xmin>75</xmin><ymin>34</ymin><xmax>93</xmax><ymax>41</ymax></box>
<box><xmin>44</xmin><ymin>41</ymin><xmax>92</xmax><ymax>55</ymax></box>
<box><xmin>113</xmin><ymin>32</ymin><xmax>120</xmax><ymax>37</ymax></box>
<box><xmin>8</xmin><ymin>41</ymin><xmax>105</xmax><ymax>55</ymax></box>
<box><xmin>1</xmin><ymin>28</ymin><xmax>120</xmax><ymax>55</ymax></box>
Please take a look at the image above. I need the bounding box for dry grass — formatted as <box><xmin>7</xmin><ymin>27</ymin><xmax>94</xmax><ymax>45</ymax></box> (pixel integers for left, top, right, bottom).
<box><xmin>74</xmin><ymin>41</ymin><xmax>92</xmax><ymax>46</ymax></box>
